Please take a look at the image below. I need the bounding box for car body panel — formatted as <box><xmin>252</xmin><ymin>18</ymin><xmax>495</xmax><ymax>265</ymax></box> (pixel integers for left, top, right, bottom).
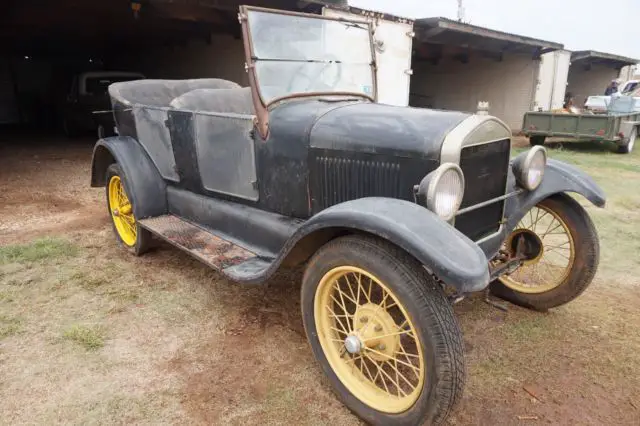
<box><xmin>91</xmin><ymin>136</ymin><xmax>167</xmax><ymax>219</ymax></box>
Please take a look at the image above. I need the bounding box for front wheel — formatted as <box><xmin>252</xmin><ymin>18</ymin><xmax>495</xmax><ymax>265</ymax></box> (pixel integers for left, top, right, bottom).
<box><xmin>491</xmin><ymin>194</ymin><xmax>599</xmax><ymax>310</ymax></box>
<box><xmin>301</xmin><ymin>236</ymin><xmax>465</xmax><ymax>426</ymax></box>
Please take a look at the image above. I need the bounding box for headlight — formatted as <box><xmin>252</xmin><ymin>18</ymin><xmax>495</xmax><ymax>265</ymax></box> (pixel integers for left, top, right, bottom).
<box><xmin>512</xmin><ymin>146</ymin><xmax>547</xmax><ymax>190</ymax></box>
<box><xmin>416</xmin><ymin>163</ymin><xmax>465</xmax><ymax>221</ymax></box>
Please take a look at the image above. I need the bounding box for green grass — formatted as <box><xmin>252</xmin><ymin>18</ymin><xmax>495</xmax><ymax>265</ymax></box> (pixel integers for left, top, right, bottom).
<box><xmin>62</xmin><ymin>325</ymin><xmax>105</xmax><ymax>350</ymax></box>
<box><xmin>0</xmin><ymin>238</ymin><xmax>79</xmax><ymax>265</ymax></box>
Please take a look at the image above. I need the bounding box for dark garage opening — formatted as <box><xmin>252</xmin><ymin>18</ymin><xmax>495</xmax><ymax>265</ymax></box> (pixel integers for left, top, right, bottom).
<box><xmin>0</xmin><ymin>0</ymin><xmax>345</xmax><ymax>141</ymax></box>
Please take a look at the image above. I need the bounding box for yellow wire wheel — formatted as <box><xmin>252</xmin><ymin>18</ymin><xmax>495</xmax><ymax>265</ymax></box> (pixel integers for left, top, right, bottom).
<box><xmin>314</xmin><ymin>266</ymin><xmax>425</xmax><ymax>413</ymax></box>
<box><xmin>500</xmin><ymin>203</ymin><xmax>576</xmax><ymax>294</ymax></box>
<box><xmin>302</xmin><ymin>236</ymin><xmax>466</xmax><ymax>424</ymax></box>
<box><xmin>107</xmin><ymin>167</ymin><xmax>138</xmax><ymax>247</ymax></box>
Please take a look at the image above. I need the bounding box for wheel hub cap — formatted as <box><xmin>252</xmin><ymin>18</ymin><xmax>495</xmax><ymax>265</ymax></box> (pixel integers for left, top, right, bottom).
<box><xmin>344</xmin><ymin>335</ymin><xmax>362</xmax><ymax>354</ymax></box>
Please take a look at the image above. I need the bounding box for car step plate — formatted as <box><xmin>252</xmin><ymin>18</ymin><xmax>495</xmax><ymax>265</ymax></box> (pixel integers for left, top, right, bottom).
<box><xmin>139</xmin><ymin>215</ymin><xmax>257</xmax><ymax>271</ymax></box>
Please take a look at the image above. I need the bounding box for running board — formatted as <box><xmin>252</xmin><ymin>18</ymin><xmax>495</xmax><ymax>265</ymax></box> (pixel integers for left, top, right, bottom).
<box><xmin>139</xmin><ymin>215</ymin><xmax>272</xmax><ymax>282</ymax></box>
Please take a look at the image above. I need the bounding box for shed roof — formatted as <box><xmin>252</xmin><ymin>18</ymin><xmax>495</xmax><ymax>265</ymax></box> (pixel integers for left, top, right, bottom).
<box><xmin>415</xmin><ymin>17</ymin><xmax>563</xmax><ymax>56</ymax></box>
<box><xmin>570</xmin><ymin>50</ymin><xmax>639</xmax><ymax>69</ymax></box>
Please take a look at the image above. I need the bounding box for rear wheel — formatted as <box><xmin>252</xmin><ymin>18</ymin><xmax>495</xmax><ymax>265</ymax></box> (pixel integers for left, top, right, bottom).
<box><xmin>529</xmin><ymin>135</ymin><xmax>546</xmax><ymax>146</ymax></box>
<box><xmin>491</xmin><ymin>194</ymin><xmax>599</xmax><ymax>310</ymax></box>
<box><xmin>301</xmin><ymin>236</ymin><xmax>465</xmax><ymax>425</ymax></box>
<box><xmin>105</xmin><ymin>163</ymin><xmax>152</xmax><ymax>255</ymax></box>
<box><xmin>616</xmin><ymin>126</ymin><xmax>636</xmax><ymax>154</ymax></box>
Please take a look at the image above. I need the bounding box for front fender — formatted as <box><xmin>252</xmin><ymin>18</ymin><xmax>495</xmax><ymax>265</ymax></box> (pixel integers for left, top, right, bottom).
<box><xmin>479</xmin><ymin>159</ymin><xmax>606</xmax><ymax>257</ymax></box>
<box><xmin>90</xmin><ymin>136</ymin><xmax>167</xmax><ymax>219</ymax></box>
<box><xmin>294</xmin><ymin>198</ymin><xmax>490</xmax><ymax>293</ymax></box>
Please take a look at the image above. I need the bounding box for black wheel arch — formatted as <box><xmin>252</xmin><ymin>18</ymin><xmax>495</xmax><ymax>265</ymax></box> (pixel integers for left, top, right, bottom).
<box><xmin>91</xmin><ymin>136</ymin><xmax>167</xmax><ymax>219</ymax></box>
<box><xmin>279</xmin><ymin>198</ymin><xmax>491</xmax><ymax>294</ymax></box>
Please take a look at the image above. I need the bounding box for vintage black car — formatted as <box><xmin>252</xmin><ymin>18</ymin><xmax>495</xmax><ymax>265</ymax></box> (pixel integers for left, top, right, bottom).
<box><xmin>90</xmin><ymin>6</ymin><xmax>605</xmax><ymax>425</ymax></box>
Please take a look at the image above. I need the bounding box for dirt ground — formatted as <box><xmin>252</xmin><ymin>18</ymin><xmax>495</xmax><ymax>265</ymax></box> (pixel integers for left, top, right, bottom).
<box><xmin>1</xmin><ymin>133</ymin><xmax>639</xmax><ymax>425</ymax></box>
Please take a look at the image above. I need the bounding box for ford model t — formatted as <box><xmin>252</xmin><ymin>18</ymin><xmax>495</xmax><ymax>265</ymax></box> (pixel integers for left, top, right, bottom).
<box><xmin>90</xmin><ymin>6</ymin><xmax>605</xmax><ymax>425</ymax></box>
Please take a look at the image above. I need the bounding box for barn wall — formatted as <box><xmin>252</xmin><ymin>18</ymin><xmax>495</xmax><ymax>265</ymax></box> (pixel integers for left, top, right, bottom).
<box><xmin>409</xmin><ymin>52</ymin><xmax>539</xmax><ymax>130</ymax></box>
<box><xmin>567</xmin><ymin>63</ymin><xmax>619</xmax><ymax>106</ymax></box>
<box><xmin>113</xmin><ymin>33</ymin><xmax>248</xmax><ymax>86</ymax></box>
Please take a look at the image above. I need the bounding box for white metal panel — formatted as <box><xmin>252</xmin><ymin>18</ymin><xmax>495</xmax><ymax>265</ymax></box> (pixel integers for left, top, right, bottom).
<box><xmin>410</xmin><ymin>52</ymin><xmax>538</xmax><ymax>130</ymax></box>
<box><xmin>535</xmin><ymin>50</ymin><xmax>571</xmax><ymax>111</ymax></box>
<box><xmin>322</xmin><ymin>8</ymin><xmax>414</xmax><ymax>106</ymax></box>
<box><xmin>534</xmin><ymin>52</ymin><xmax>554</xmax><ymax>111</ymax></box>
<box><xmin>551</xmin><ymin>51</ymin><xmax>571</xmax><ymax>110</ymax></box>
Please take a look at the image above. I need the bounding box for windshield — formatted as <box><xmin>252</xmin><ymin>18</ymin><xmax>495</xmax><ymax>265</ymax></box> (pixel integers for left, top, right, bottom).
<box><xmin>245</xmin><ymin>9</ymin><xmax>375</xmax><ymax>104</ymax></box>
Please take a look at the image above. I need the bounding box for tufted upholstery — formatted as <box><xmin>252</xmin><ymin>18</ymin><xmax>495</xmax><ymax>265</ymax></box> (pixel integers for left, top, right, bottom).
<box><xmin>109</xmin><ymin>78</ymin><xmax>241</xmax><ymax>107</ymax></box>
<box><xmin>169</xmin><ymin>87</ymin><xmax>254</xmax><ymax>115</ymax></box>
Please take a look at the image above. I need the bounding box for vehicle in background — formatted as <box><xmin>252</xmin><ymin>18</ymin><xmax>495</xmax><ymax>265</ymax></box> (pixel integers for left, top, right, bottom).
<box><xmin>61</xmin><ymin>71</ymin><xmax>144</xmax><ymax>137</ymax></box>
<box><xmin>523</xmin><ymin>92</ymin><xmax>640</xmax><ymax>154</ymax></box>
<box><xmin>621</xmin><ymin>79</ymin><xmax>639</xmax><ymax>95</ymax></box>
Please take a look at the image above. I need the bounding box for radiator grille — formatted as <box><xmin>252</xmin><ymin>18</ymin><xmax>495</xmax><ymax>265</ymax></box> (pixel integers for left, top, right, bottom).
<box><xmin>455</xmin><ymin>139</ymin><xmax>511</xmax><ymax>241</ymax></box>
<box><xmin>312</xmin><ymin>156</ymin><xmax>402</xmax><ymax>210</ymax></box>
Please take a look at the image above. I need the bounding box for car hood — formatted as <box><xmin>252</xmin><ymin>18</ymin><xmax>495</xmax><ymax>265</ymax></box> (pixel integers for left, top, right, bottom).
<box><xmin>306</xmin><ymin>100</ymin><xmax>471</xmax><ymax>160</ymax></box>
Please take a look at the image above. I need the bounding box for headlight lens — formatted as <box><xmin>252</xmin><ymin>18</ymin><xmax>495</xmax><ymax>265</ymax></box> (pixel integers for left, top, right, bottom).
<box><xmin>513</xmin><ymin>146</ymin><xmax>547</xmax><ymax>190</ymax></box>
<box><xmin>419</xmin><ymin>163</ymin><xmax>465</xmax><ymax>221</ymax></box>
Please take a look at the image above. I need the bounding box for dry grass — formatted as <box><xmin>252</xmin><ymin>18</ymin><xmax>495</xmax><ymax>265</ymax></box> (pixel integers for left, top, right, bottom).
<box><xmin>0</xmin><ymin>136</ymin><xmax>639</xmax><ymax>424</ymax></box>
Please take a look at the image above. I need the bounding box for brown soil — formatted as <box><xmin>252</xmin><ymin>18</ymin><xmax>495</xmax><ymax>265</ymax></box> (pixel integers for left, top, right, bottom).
<box><xmin>1</xmin><ymin>134</ymin><xmax>638</xmax><ymax>425</ymax></box>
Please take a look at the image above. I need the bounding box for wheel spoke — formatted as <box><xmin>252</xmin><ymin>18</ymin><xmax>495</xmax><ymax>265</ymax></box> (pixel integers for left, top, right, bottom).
<box><xmin>366</xmin><ymin>347</ymin><xmax>421</xmax><ymax>375</ymax></box>
<box><xmin>326</xmin><ymin>305</ymin><xmax>350</xmax><ymax>334</ymax></box>
<box><xmin>364</xmin><ymin>354</ymin><xmax>393</xmax><ymax>394</ymax></box>
<box><xmin>367</xmin><ymin>354</ymin><xmax>405</xmax><ymax>396</ymax></box>
<box><xmin>361</xmin><ymin>329</ymin><xmax>415</xmax><ymax>342</ymax></box>
<box><xmin>386</xmin><ymin>359</ymin><xmax>417</xmax><ymax>393</ymax></box>
<box><xmin>344</xmin><ymin>274</ymin><xmax>359</xmax><ymax>306</ymax></box>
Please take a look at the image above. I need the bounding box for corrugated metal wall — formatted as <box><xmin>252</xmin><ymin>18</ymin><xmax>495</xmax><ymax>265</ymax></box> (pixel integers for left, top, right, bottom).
<box><xmin>409</xmin><ymin>52</ymin><xmax>539</xmax><ymax>131</ymax></box>
<box><xmin>567</xmin><ymin>63</ymin><xmax>619</xmax><ymax>106</ymax></box>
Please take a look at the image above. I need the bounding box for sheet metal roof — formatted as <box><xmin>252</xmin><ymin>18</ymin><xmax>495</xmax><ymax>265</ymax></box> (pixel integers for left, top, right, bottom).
<box><xmin>571</xmin><ymin>50</ymin><xmax>639</xmax><ymax>68</ymax></box>
<box><xmin>415</xmin><ymin>17</ymin><xmax>563</xmax><ymax>55</ymax></box>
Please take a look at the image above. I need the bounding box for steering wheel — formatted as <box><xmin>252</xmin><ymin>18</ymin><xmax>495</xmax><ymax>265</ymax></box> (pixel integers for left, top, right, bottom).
<box><xmin>287</xmin><ymin>56</ymin><xmax>343</xmax><ymax>93</ymax></box>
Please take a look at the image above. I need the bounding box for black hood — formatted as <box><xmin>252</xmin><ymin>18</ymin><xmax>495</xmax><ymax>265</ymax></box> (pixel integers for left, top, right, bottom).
<box><xmin>308</xmin><ymin>101</ymin><xmax>470</xmax><ymax>160</ymax></box>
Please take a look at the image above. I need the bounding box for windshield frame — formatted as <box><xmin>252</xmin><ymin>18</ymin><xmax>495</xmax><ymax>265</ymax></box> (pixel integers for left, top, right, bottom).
<box><xmin>239</xmin><ymin>6</ymin><xmax>377</xmax><ymax>136</ymax></box>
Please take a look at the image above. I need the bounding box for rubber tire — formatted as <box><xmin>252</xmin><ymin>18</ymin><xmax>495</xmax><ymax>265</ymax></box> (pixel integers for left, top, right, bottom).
<box><xmin>301</xmin><ymin>235</ymin><xmax>465</xmax><ymax>426</ymax></box>
<box><xmin>490</xmin><ymin>194</ymin><xmax>599</xmax><ymax>311</ymax></box>
<box><xmin>616</xmin><ymin>127</ymin><xmax>636</xmax><ymax>154</ymax></box>
<box><xmin>529</xmin><ymin>135</ymin><xmax>546</xmax><ymax>146</ymax></box>
<box><xmin>105</xmin><ymin>163</ymin><xmax>152</xmax><ymax>256</ymax></box>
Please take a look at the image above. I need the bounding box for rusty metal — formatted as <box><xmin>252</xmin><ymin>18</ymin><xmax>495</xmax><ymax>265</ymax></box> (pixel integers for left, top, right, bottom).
<box><xmin>239</xmin><ymin>4</ymin><xmax>378</xmax><ymax>140</ymax></box>
<box><xmin>267</xmin><ymin>91</ymin><xmax>374</xmax><ymax>107</ymax></box>
<box><xmin>139</xmin><ymin>215</ymin><xmax>255</xmax><ymax>270</ymax></box>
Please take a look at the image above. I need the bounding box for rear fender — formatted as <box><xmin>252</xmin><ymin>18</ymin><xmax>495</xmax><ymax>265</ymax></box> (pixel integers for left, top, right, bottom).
<box><xmin>90</xmin><ymin>136</ymin><xmax>167</xmax><ymax>219</ymax></box>
<box><xmin>288</xmin><ymin>198</ymin><xmax>490</xmax><ymax>293</ymax></box>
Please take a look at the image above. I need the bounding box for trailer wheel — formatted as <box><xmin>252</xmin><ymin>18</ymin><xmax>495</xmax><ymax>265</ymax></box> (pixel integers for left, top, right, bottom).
<box><xmin>616</xmin><ymin>127</ymin><xmax>636</xmax><ymax>154</ymax></box>
<box><xmin>301</xmin><ymin>235</ymin><xmax>465</xmax><ymax>425</ymax></box>
<box><xmin>529</xmin><ymin>135</ymin><xmax>546</xmax><ymax>146</ymax></box>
